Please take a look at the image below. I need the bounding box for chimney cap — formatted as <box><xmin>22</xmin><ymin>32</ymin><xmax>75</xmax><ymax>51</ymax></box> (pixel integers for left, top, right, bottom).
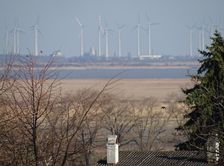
<box><xmin>108</xmin><ymin>135</ymin><xmax>117</xmax><ymax>144</ymax></box>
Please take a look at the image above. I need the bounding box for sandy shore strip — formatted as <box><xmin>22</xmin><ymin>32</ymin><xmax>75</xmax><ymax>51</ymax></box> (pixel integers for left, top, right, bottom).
<box><xmin>49</xmin><ymin>64</ymin><xmax>199</xmax><ymax>70</ymax></box>
<box><xmin>59</xmin><ymin>78</ymin><xmax>193</xmax><ymax>101</ymax></box>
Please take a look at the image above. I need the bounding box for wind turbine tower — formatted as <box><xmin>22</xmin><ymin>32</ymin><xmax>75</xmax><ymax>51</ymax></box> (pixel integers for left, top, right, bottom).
<box><xmin>105</xmin><ymin>27</ymin><xmax>109</xmax><ymax>58</ymax></box>
<box><xmin>188</xmin><ymin>26</ymin><xmax>194</xmax><ymax>56</ymax></box>
<box><xmin>197</xmin><ymin>26</ymin><xmax>206</xmax><ymax>51</ymax></box>
<box><xmin>16</xmin><ymin>28</ymin><xmax>24</xmax><ymax>55</ymax></box>
<box><xmin>5</xmin><ymin>30</ymin><xmax>9</xmax><ymax>55</ymax></box>
<box><xmin>148</xmin><ymin>21</ymin><xmax>159</xmax><ymax>55</ymax></box>
<box><xmin>98</xmin><ymin>16</ymin><xmax>102</xmax><ymax>57</ymax></box>
<box><xmin>118</xmin><ymin>25</ymin><xmax>125</xmax><ymax>57</ymax></box>
<box><xmin>102</xmin><ymin>20</ymin><xmax>112</xmax><ymax>58</ymax></box>
<box><xmin>76</xmin><ymin>17</ymin><xmax>84</xmax><ymax>56</ymax></box>
<box><xmin>146</xmin><ymin>15</ymin><xmax>159</xmax><ymax>56</ymax></box>
<box><xmin>148</xmin><ymin>23</ymin><xmax>152</xmax><ymax>55</ymax></box>
<box><xmin>11</xmin><ymin>27</ymin><xmax>17</xmax><ymax>55</ymax></box>
<box><xmin>16</xmin><ymin>29</ymin><xmax>20</xmax><ymax>55</ymax></box>
<box><xmin>137</xmin><ymin>16</ymin><xmax>141</xmax><ymax>57</ymax></box>
<box><xmin>31</xmin><ymin>18</ymin><xmax>41</xmax><ymax>56</ymax></box>
<box><xmin>201</xmin><ymin>26</ymin><xmax>205</xmax><ymax>50</ymax></box>
<box><xmin>11</xmin><ymin>27</ymin><xmax>23</xmax><ymax>55</ymax></box>
<box><xmin>190</xmin><ymin>29</ymin><xmax>193</xmax><ymax>56</ymax></box>
<box><xmin>33</xmin><ymin>25</ymin><xmax>39</xmax><ymax>56</ymax></box>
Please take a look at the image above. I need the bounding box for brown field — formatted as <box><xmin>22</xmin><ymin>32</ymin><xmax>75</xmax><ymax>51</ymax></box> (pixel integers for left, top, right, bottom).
<box><xmin>59</xmin><ymin>78</ymin><xmax>192</xmax><ymax>101</ymax></box>
<box><xmin>57</xmin><ymin>78</ymin><xmax>193</xmax><ymax>152</ymax></box>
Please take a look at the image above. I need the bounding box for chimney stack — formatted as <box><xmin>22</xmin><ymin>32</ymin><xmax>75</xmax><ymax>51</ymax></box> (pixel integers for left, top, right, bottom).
<box><xmin>107</xmin><ymin>135</ymin><xmax>119</xmax><ymax>164</ymax></box>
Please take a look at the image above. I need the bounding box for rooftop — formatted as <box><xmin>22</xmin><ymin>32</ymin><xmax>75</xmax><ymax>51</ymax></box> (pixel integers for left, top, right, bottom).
<box><xmin>97</xmin><ymin>151</ymin><xmax>215</xmax><ymax>166</ymax></box>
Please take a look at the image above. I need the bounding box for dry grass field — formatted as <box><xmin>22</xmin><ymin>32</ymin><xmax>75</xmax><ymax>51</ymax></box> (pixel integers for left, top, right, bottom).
<box><xmin>56</xmin><ymin>78</ymin><xmax>191</xmax><ymax>153</ymax></box>
<box><xmin>59</xmin><ymin>78</ymin><xmax>192</xmax><ymax>101</ymax></box>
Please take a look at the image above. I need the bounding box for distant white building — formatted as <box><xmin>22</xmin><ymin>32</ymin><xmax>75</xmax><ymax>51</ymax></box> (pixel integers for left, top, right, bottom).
<box><xmin>51</xmin><ymin>50</ymin><xmax>64</xmax><ymax>57</ymax></box>
<box><xmin>90</xmin><ymin>47</ymin><xmax>96</xmax><ymax>56</ymax></box>
<box><xmin>139</xmin><ymin>54</ymin><xmax>161</xmax><ymax>60</ymax></box>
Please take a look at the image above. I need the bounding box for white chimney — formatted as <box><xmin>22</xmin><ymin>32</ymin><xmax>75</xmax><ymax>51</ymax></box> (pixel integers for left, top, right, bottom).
<box><xmin>207</xmin><ymin>133</ymin><xmax>219</xmax><ymax>163</ymax></box>
<box><xmin>107</xmin><ymin>135</ymin><xmax>119</xmax><ymax>164</ymax></box>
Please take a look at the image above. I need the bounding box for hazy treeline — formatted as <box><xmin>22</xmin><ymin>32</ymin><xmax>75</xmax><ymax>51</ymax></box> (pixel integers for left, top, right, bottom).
<box><xmin>0</xmin><ymin>56</ymin><xmax>183</xmax><ymax>166</ymax></box>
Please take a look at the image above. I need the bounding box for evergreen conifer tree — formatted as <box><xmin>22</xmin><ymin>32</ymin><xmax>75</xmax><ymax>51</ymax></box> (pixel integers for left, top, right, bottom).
<box><xmin>176</xmin><ymin>31</ymin><xmax>224</xmax><ymax>162</ymax></box>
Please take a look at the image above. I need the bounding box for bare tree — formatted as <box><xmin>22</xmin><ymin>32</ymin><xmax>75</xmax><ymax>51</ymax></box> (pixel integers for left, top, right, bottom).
<box><xmin>0</xmin><ymin>55</ymin><xmax>18</xmax><ymax>165</ymax></box>
<box><xmin>41</xmin><ymin>82</ymin><xmax>115</xmax><ymax>166</ymax></box>
<box><xmin>1</xmin><ymin>56</ymin><xmax>59</xmax><ymax>165</ymax></box>
<box><xmin>101</xmin><ymin>94</ymin><xmax>138</xmax><ymax>146</ymax></box>
<box><xmin>0</xmin><ymin>55</ymin><xmax>117</xmax><ymax>165</ymax></box>
<box><xmin>133</xmin><ymin>97</ymin><xmax>171</xmax><ymax>151</ymax></box>
<box><xmin>71</xmin><ymin>89</ymin><xmax>105</xmax><ymax>166</ymax></box>
<box><xmin>0</xmin><ymin>55</ymin><xmax>15</xmax><ymax>96</ymax></box>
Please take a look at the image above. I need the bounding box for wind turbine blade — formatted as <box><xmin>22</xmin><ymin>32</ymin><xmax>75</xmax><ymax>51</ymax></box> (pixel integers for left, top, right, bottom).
<box><xmin>138</xmin><ymin>13</ymin><xmax>140</xmax><ymax>24</ymax></box>
<box><xmin>76</xmin><ymin>17</ymin><xmax>82</xmax><ymax>27</ymax></box>
<box><xmin>151</xmin><ymin>23</ymin><xmax>159</xmax><ymax>26</ymax></box>
<box><xmin>38</xmin><ymin>29</ymin><xmax>43</xmax><ymax>37</ymax></box>
<box><xmin>9</xmin><ymin>29</ymin><xmax>14</xmax><ymax>33</ymax></box>
<box><xmin>141</xmin><ymin>26</ymin><xmax>147</xmax><ymax>31</ymax></box>
<box><xmin>36</xmin><ymin>16</ymin><xmax>40</xmax><ymax>26</ymax></box>
<box><xmin>108</xmin><ymin>29</ymin><xmax>114</xmax><ymax>35</ymax></box>
<box><xmin>145</xmin><ymin>13</ymin><xmax>150</xmax><ymax>22</ymax></box>
<box><xmin>118</xmin><ymin>25</ymin><xmax>125</xmax><ymax>30</ymax></box>
<box><xmin>132</xmin><ymin>25</ymin><xmax>138</xmax><ymax>31</ymax></box>
<box><xmin>17</xmin><ymin>28</ymin><xmax>25</xmax><ymax>33</ymax></box>
<box><xmin>98</xmin><ymin>16</ymin><xmax>102</xmax><ymax>27</ymax></box>
<box><xmin>186</xmin><ymin>25</ymin><xmax>194</xmax><ymax>30</ymax></box>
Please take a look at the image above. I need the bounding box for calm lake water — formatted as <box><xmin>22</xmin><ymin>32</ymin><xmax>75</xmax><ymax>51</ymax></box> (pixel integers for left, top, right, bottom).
<box><xmin>55</xmin><ymin>68</ymin><xmax>197</xmax><ymax>79</ymax></box>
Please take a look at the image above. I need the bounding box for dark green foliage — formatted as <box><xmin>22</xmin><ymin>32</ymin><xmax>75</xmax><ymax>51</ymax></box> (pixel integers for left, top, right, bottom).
<box><xmin>176</xmin><ymin>31</ymin><xmax>224</xmax><ymax>151</ymax></box>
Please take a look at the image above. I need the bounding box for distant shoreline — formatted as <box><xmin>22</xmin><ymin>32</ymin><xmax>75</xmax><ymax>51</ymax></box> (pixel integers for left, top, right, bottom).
<box><xmin>49</xmin><ymin>65</ymin><xmax>199</xmax><ymax>70</ymax></box>
<box><xmin>0</xmin><ymin>65</ymin><xmax>198</xmax><ymax>71</ymax></box>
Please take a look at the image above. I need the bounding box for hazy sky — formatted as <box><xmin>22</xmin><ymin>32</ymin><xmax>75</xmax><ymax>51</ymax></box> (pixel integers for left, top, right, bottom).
<box><xmin>0</xmin><ymin>0</ymin><xmax>224</xmax><ymax>56</ymax></box>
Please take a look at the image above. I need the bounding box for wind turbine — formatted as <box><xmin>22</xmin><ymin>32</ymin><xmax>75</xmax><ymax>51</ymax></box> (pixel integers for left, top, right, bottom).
<box><xmin>98</xmin><ymin>16</ymin><xmax>102</xmax><ymax>57</ymax></box>
<box><xmin>137</xmin><ymin>15</ymin><xmax>141</xmax><ymax>57</ymax></box>
<box><xmin>5</xmin><ymin>29</ymin><xmax>9</xmax><ymax>55</ymax></box>
<box><xmin>210</xmin><ymin>24</ymin><xmax>216</xmax><ymax>38</ymax></box>
<box><xmin>16</xmin><ymin>28</ymin><xmax>23</xmax><ymax>55</ymax></box>
<box><xmin>76</xmin><ymin>17</ymin><xmax>84</xmax><ymax>56</ymax></box>
<box><xmin>34</xmin><ymin>25</ymin><xmax>39</xmax><ymax>56</ymax></box>
<box><xmin>10</xmin><ymin>26</ymin><xmax>23</xmax><ymax>55</ymax></box>
<box><xmin>207</xmin><ymin>18</ymin><xmax>222</xmax><ymax>43</ymax></box>
<box><xmin>210</xmin><ymin>24</ymin><xmax>224</xmax><ymax>38</ymax></box>
<box><xmin>189</xmin><ymin>28</ymin><xmax>193</xmax><ymax>57</ymax></box>
<box><xmin>102</xmin><ymin>21</ymin><xmax>113</xmax><ymax>58</ymax></box>
<box><xmin>31</xmin><ymin>22</ymin><xmax>41</xmax><ymax>56</ymax></box>
<box><xmin>187</xmin><ymin>26</ymin><xmax>194</xmax><ymax>57</ymax></box>
<box><xmin>104</xmin><ymin>27</ymin><xmax>109</xmax><ymax>58</ymax></box>
<box><xmin>201</xmin><ymin>26</ymin><xmax>205</xmax><ymax>50</ymax></box>
<box><xmin>197</xmin><ymin>25</ymin><xmax>206</xmax><ymax>51</ymax></box>
<box><xmin>117</xmin><ymin>24</ymin><xmax>125</xmax><ymax>57</ymax></box>
<box><xmin>146</xmin><ymin>14</ymin><xmax>159</xmax><ymax>56</ymax></box>
<box><xmin>10</xmin><ymin>27</ymin><xmax>17</xmax><ymax>55</ymax></box>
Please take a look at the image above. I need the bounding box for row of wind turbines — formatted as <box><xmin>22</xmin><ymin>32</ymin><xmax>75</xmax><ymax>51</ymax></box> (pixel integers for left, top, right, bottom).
<box><xmin>4</xmin><ymin>22</ymin><xmax>41</xmax><ymax>56</ymax></box>
<box><xmin>187</xmin><ymin>24</ymin><xmax>222</xmax><ymax>57</ymax></box>
<box><xmin>75</xmin><ymin>15</ymin><xmax>160</xmax><ymax>58</ymax></box>
<box><xmin>76</xmin><ymin>15</ymin><xmax>223</xmax><ymax>58</ymax></box>
<box><xmin>4</xmin><ymin>16</ymin><xmax>222</xmax><ymax>57</ymax></box>
<box><xmin>187</xmin><ymin>25</ymin><xmax>207</xmax><ymax>57</ymax></box>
